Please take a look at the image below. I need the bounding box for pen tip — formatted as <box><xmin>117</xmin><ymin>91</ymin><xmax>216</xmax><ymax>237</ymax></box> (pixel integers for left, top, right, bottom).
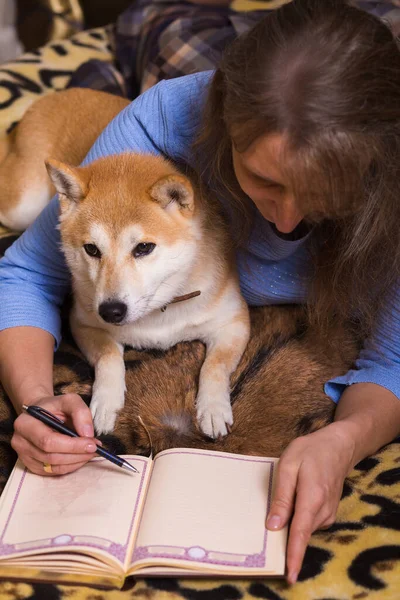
<box><xmin>123</xmin><ymin>462</ymin><xmax>139</xmax><ymax>474</ymax></box>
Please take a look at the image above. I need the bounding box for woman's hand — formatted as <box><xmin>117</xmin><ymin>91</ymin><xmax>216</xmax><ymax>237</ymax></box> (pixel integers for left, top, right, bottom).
<box><xmin>265</xmin><ymin>382</ymin><xmax>400</xmax><ymax>585</ymax></box>
<box><xmin>11</xmin><ymin>393</ymin><xmax>98</xmax><ymax>476</ymax></box>
<box><xmin>266</xmin><ymin>422</ymin><xmax>356</xmax><ymax>584</ymax></box>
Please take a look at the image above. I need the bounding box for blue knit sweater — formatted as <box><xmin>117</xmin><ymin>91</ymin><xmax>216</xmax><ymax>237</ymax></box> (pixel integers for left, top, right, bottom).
<box><xmin>1</xmin><ymin>71</ymin><xmax>399</xmax><ymax>404</ymax></box>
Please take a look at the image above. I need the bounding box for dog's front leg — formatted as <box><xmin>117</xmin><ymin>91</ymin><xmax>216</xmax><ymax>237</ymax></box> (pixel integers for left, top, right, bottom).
<box><xmin>71</xmin><ymin>322</ymin><xmax>126</xmax><ymax>435</ymax></box>
<box><xmin>196</xmin><ymin>318</ymin><xmax>250</xmax><ymax>438</ymax></box>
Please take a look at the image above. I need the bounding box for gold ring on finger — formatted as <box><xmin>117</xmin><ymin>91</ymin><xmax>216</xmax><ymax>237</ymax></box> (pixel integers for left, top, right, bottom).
<box><xmin>43</xmin><ymin>462</ymin><xmax>53</xmax><ymax>474</ymax></box>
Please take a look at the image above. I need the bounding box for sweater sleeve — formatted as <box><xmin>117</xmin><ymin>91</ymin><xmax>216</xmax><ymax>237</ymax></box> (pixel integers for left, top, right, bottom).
<box><xmin>84</xmin><ymin>71</ymin><xmax>210</xmax><ymax>165</ymax></box>
<box><xmin>0</xmin><ymin>72</ymin><xmax>212</xmax><ymax>347</ymax></box>
<box><xmin>325</xmin><ymin>293</ymin><xmax>400</xmax><ymax>403</ymax></box>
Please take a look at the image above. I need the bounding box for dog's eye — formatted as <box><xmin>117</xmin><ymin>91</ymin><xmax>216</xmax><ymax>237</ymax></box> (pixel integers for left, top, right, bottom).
<box><xmin>133</xmin><ymin>242</ymin><xmax>156</xmax><ymax>258</ymax></box>
<box><xmin>83</xmin><ymin>243</ymin><xmax>101</xmax><ymax>258</ymax></box>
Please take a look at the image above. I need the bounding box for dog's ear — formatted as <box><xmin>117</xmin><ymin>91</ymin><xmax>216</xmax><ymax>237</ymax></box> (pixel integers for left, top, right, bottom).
<box><xmin>149</xmin><ymin>175</ymin><xmax>194</xmax><ymax>212</ymax></box>
<box><xmin>45</xmin><ymin>158</ymin><xmax>89</xmax><ymax>203</ymax></box>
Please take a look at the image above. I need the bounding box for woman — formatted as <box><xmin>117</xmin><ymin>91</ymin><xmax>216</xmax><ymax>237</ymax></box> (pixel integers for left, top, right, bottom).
<box><xmin>0</xmin><ymin>0</ymin><xmax>400</xmax><ymax>584</ymax></box>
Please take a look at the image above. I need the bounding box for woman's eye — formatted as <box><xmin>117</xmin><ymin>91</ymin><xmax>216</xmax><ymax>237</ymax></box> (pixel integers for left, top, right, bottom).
<box><xmin>133</xmin><ymin>242</ymin><xmax>156</xmax><ymax>258</ymax></box>
<box><xmin>83</xmin><ymin>243</ymin><xmax>102</xmax><ymax>258</ymax></box>
<box><xmin>257</xmin><ymin>177</ymin><xmax>281</xmax><ymax>190</ymax></box>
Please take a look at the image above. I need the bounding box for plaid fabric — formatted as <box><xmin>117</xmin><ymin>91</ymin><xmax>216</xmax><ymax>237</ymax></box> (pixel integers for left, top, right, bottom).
<box><xmin>66</xmin><ymin>50</ymin><xmax>127</xmax><ymax>96</ymax></box>
<box><xmin>114</xmin><ymin>0</ymin><xmax>266</xmax><ymax>98</ymax></box>
<box><xmin>65</xmin><ymin>0</ymin><xmax>267</xmax><ymax>98</ymax></box>
<box><xmin>66</xmin><ymin>0</ymin><xmax>400</xmax><ymax>102</ymax></box>
<box><xmin>357</xmin><ymin>0</ymin><xmax>400</xmax><ymax>30</ymax></box>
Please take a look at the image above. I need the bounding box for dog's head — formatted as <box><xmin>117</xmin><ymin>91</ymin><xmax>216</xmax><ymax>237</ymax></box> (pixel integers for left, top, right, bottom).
<box><xmin>46</xmin><ymin>153</ymin><xmax>201</xmax><ymax>325</ymax></box>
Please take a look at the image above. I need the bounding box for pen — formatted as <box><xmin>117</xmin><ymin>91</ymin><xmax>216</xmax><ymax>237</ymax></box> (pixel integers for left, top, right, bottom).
<box><xmin>22</xmin><ymin>404</ymin><xmax>138</xmax><ymax>474</ymax></box>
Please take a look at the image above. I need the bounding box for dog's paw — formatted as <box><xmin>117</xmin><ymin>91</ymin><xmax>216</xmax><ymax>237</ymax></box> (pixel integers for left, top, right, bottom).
<box><xmin>196</xmin><ymin>399</ymin><xmax>233</xmax><ymax>439</ymax></box>
<box><xmin>91</xmin><ymin>403</ymin><xmax>119</xmax><ymax>435</ymax></box>
<box><xmin>90</xmin><ymin>386</ymin><xmax>125</xmax><ymax>435</ymax></box>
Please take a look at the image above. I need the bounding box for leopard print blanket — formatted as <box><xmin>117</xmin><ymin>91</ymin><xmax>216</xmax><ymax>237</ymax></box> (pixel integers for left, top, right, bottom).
<box><xmin>0</xmin><ymin>4</ymin><xmax>400</xmax><ymax>599</ymax></box>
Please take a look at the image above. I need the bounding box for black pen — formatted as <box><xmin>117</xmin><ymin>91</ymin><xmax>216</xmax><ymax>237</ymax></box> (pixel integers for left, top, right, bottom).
<box><xmin>22</xmin><ymin>404</ymin><xmax>138</xmax><ymax>474</ymax></box>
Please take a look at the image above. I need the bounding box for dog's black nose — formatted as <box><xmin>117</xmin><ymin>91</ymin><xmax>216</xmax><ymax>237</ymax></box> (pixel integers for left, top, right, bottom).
<box><xmin>98</xmin><ymin>301</ymin><xmax>127</xmax><ymax>324</ymax></box>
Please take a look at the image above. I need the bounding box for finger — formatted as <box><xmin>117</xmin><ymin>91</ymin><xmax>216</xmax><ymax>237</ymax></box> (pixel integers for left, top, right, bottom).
<box><xmin>314</xmin><ymin>502</ymin><xmax>340</xmax><ymax>531</ymax></box>
<box><xmin>13</xmin><ymin>416</ymin><xmax>98</xmax><ymax>455</ymax></box>
<box><xmin>266</xmin><ymin>459</ymin><xmax>299</xmax><ymax>531</ymax></box>
<box><xmin>19</xmin><ymin>455</ymin><xmax>48</xmax><ymax>476</ymax></box>
<box><xmin>35</xmin><ymin>449</ymin><xmax>97</xmax><ymax>466</ymax></box>
<box><xmin>14</xmin><ymin>437</ymin><xmax>97</xmax><ymax>466</ymax></box>
<box><xmin>48</xmin><ymin>393</ymin><xmax>95</xmax><ymax>438</ymax></box>
<box><xmin>27</xmin><ymin>456</ymin><xmax>90</xmax><ymax>476</ymax></box>
<box><xmin>286</xmin><ymin>513</ymin><xmax>314</xmax><ymax>583</ymax></box>
<box><xmin>318</xmin><ymin>522</ymin><xmax>335</xmax><ymax>531</ymax></box>
<box><xmin>285</xmin><ymin>480</ymin><xmax>326</xmax><ymax>584</ymax></box>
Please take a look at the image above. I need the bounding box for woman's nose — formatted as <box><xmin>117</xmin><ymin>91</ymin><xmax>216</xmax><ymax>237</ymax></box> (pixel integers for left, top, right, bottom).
<box><xmin>274</xmin><ymin>197</ymin><xmax>303</xmax><ymax>234</ymax></box>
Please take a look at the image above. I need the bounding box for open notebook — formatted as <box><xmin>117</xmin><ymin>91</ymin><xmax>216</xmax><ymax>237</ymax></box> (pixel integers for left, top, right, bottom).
<box><xmin>0</xmin><ymin>448</ymin><xmax>287</xmax><ymax>588</ymax></box>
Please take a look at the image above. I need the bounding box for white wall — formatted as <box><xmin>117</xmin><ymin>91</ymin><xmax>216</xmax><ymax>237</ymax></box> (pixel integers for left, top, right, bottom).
<box><xmin>0</xmin><ymin>0</ymin><xmax>24</xmax><ymax>64</ymax></box>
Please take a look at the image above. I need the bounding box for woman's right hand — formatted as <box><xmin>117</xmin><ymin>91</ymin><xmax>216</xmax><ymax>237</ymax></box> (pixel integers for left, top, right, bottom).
<box><xmin>11</xmin><ymin>393</ymin><xmax>98</xmax><ymax>476</ymax></box>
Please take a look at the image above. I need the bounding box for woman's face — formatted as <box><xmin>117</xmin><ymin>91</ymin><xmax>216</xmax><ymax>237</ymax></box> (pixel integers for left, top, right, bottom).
<box><xmin>232</xmin><ymin>132</ymin><xmax>304</xmax><ymax>234</ymax></box>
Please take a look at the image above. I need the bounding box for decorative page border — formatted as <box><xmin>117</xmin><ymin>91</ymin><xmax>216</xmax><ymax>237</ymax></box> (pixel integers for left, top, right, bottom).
<box><xmin>132</xmin><ymin>451</ymin><xmax>274</xmax><ymax>568</ymax></box>
<box><xmin>0</xmin><ymin>457</ymin><xmax>149</xmax><ymax>563</ymax></box>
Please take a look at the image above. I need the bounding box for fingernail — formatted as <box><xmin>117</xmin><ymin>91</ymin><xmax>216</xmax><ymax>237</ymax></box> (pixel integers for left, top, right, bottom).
<box><xmin>85</xmin><ymin>443</ymin><xmax>96</xmax><ymax>453</ymax></box>
<box><xmin>288</xmin><ymin>570</ymin><xmax>298</xmax><ymax>585</ymax></box>
<box><xmin>266</xmin><ymin>515</ymin><xmax>281</xmax><ymax>530</ymax></box>
<box><xmin>82</xmin><ymin>425</ymin><xmax>93</xmax><ymax>437</ymax></box>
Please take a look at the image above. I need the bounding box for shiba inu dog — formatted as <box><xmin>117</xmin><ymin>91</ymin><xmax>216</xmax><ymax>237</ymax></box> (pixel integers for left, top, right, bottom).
<box><xmin>0</xmin><ymin>87</ymin><xmax>250</xmax><ymax>437</ymax></box>
<box><xmin>46</xmin><ymin>153</ymin><xmax>250</xmax><ymax>436</ymax></box>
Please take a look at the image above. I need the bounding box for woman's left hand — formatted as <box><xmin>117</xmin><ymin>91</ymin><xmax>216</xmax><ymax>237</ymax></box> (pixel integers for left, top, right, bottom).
<box><xmin>266</xmin><ymin>422</ymin><xmax>356</xmax><ymax>584</ymax></box>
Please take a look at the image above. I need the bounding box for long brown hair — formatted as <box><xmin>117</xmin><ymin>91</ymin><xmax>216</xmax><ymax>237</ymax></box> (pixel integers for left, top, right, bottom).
<box><xmin>193</xmin><ymin>0</ymin><xmax>400</xmax><ymax>336</ymax></box>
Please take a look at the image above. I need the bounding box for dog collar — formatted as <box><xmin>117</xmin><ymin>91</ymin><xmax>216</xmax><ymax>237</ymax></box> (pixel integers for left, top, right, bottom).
<box><xmin>161</xmin><ymin>290</ymin><xmax>201</xmax><ymax>312</ymax></box>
